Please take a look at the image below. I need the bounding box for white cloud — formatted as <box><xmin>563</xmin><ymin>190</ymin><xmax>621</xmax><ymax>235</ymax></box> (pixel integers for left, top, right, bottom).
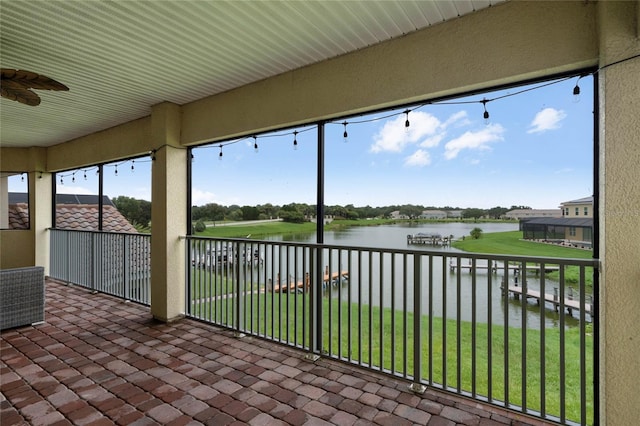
<box><xmin>419</xmin><ymin>134</ymin><xmax>445</xmax><ymax>149</ymax></box>
<box><xmin>370</xmin><ymin>111</ymin><xmax>440</xmax><ymax>153</ymax></box>
<box><xmin>527</xmin><ymin>107</ymin><xmax>567</xmax><ymax>133</ymax></box>
<box><xmin>370</xmin><ymin>110</ymin><xmax>468</xmax><ymax>154</ymax></box>
<box><xmin>192</xmin><ymin>188</ymin><xmax>218</xmax><ymax>206</ymax></box>
<box><xmin>442</xmin><ymin>110</ymin><xmax>470</xmax><ymax>128</ymax></box>
<box><xmin>444</xmin><ymin>123</ymin><xmax>505</xmax><ymax>160</ymax></box>
<box><xmin>404</xmin><ymin>149</ymin><xmax>431</xmax><ymax>167</ymax></box>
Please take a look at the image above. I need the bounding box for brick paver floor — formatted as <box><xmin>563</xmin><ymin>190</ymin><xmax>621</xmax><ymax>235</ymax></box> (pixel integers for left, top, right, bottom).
<box><xmin>1</xmin><ymin>280</ymin><xmax>557</xmax><ymax>425</ymax></box>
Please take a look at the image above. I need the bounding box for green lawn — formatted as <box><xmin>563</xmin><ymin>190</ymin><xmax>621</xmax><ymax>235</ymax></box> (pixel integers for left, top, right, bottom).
<box><xmin>452</xmin><ymin>231</ymin><xmax>592</xmax><ymax>258</ymax></box>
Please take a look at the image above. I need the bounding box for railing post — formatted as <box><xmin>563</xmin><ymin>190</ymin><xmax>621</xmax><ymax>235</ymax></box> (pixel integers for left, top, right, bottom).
<box><xmin>185</xmin><ymin>237</ymin><xmax>192</xmax><ymax>316</ymax></box>
<box><xmin>306</xmin><ymin>246</ymin><xmax>322</xmax><ymax>360</ymax></box>
<box><xmin>90</xmin><ymin>232</ymin><xmax>96</xmax><ymax>292</ymax></box>
<box><xmin>123</xmin><ymin>234</ymin><xmax>129</xmax><ymax>300</ymax></box>
<box><xmin>410</xmin><ymin>253</ymin><xmax>426</xmax><ymax>393</ymax></box>
<box><xmin>234</xmin><ymin>241</ymin><xmax>245</xmax><ymax>337</ymax></box>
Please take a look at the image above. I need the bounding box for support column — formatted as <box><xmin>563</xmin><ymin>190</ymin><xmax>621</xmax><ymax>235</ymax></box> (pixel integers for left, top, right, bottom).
<box><xmin>150</xmin><ymin>102</ymin><xmax>186</xmax><ymax>322</ymax></box>
<box><xmin>598</xmin><ymin>2</ymin><xmax>640</xmax><ymax>424</ymax></box>
<box><xmin>32</xmin><ymin>171</ymin><xmax>52</xmax><ymax>273</ymax></box>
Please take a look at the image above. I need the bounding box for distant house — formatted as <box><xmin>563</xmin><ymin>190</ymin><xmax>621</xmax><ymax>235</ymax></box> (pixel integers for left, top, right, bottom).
<box><xmin>446</xmin><ymin>210</ymin><xmax>463</xmax><ymax>219</ymax></box>
<box><xmin>420</xmin><ymin>210</ymin><xmax>447</xmax><ymax>219</ymax></box>
<box><xmin>521</xmin><ymin>196</ymin><xmax>593</xmax><ymax>248</ymax></box>
<box><xmin>504</xmin><ymin>209</ymin><xmax>562</xmax><ymax>220</ymax></box>
<box><xmin>7</xmin><ymin>193</ymin><xmax>137</xmax><ymax>233</ymax></box>
<box><xmin>389</xmin><ymin>210</ymin><xmax>408</xmax><ymax>220</ymax></box>
<box><xmin>560</xmin><ymin>196</ymin><xmax>593</xmax><ymax>218</ymax></box>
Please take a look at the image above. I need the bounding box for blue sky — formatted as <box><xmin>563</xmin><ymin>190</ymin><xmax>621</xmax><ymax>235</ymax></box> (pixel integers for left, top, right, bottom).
<box><xmin>35</xmin><ymin>74</ymin><xmax>594</xmax><ymax>210</ymax></box>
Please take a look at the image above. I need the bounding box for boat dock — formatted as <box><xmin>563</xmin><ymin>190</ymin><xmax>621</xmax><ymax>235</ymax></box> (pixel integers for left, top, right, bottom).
<box><xmin>270</xmin><ymin>269</ymin><xmax>349</xmax><ymax>293</ymax></box>
<box><xmin>503</xmin><ymin>284</ymin><xmax>593</xmax><ymax>316</ymax></box>
<box><xmin>407</xmin><ymin>233</ymin><xmax>452</xmax><ymax>246</ymax></box>
<box><xmin>449</xmin><ymin>260</ymin><xmax>560</xmax><ymax>274</ymax></box>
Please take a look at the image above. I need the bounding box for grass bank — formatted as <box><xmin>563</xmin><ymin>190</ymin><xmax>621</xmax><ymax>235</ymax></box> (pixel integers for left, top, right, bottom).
<box><xmin>452</xmin><ymin>231</ymin><xmax>592</xmax><ymax>259</ymax></box>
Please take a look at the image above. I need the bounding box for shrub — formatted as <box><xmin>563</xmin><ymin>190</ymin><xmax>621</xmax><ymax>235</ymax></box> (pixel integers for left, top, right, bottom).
<box><xmin>470</xmin><ymin>227</ymin><xmax>483</xmax><ymax>239</ymax></box>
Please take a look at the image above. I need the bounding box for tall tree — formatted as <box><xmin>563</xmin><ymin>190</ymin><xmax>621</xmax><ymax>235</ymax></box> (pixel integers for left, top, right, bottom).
<box><xmin>112</xmin><ymin>196</ymin><xmax>151</xmax><ymax>227</ymax></box>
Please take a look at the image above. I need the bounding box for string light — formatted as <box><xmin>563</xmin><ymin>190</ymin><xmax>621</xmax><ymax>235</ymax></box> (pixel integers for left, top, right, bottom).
<box><xmin>21</xmin><ymin>174</ymin><xmax>24</xmax><ymax>182</ymax></box>
<box><xmin>150</xmin><ymin>150</ymin><xmax>156</xmax><ymax>161</ymax></box>
<box><xmin>83</xmin><ymin>170</ymin><xmax>87</xmax><ymax>180</ymax></box>
<box><xmin>131</xmin><ymin>160</ymin><xmax>135</xmax><ymax>172</ymax></box>
<box><xmin>572</xmin><ymin>75</ymin><xmax>583</xmax><ymax>103</ymax></box>
<box><xmin>219</xmin><ymin>145</ymin><xmax>223</xmax><ymax>160</ymax></box>
<box><xmin>253</xmin><ymin>135</ymin><xmax>259</xmax><ymax>153</ymax></box>
<box><xmin>481</xmin><ymin>99</ymin><xmax>490</xmax><ymax>124</ymax></box>
<box><xmin>342</xmin><ymin>121</ymin><xmax>348</xmax><ymax>143</ymax></box>
<box><xmin>404</xmin><ymin>109</ymin><xmax>411</xmax><ymax>131</ymax></box>
<box><xmin>60</xmin><ymin>176</ymin><xmax>64</xmax><ymax>185</ymax></box>
<box><xmin>72</xmin><ymin>173</ymin><xmax>75</xmax><ymax>183</ymax></box>
<box><xmin>38</xmin><ymin>172</ymin><xmax>43</xmax><ymax>179</ymax></box>
<box><xmin>293</xmin><ymin>131</ymin><xmax>298</xmax><ymax>150</ymax></box>
<box><xmin>114</xmin><ymin>164</ymin><xmax>118</xmax><ymax>176</ymax></box>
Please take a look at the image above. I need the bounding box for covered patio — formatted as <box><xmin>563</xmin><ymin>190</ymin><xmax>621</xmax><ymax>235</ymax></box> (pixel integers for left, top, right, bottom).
<box><xmin>1</xmin><ymin>279</ymin><xmax>553</xmax><ymax>426</ymax></box>
<box><xmin>2</xmin><ymin>1</ymin><xmax>639</xmax><ymax>425</ymax></box>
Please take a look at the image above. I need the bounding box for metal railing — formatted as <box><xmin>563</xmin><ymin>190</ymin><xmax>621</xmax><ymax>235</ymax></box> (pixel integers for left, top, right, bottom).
<box><xmin>49</xmin><ymin>229</ymin><xmax>151</xmax><ymax>305</ymax></box>
<box><xmin>186</xmin><ymin>236</ymin><xmax>598</xmax><ymax>425</ymax></box>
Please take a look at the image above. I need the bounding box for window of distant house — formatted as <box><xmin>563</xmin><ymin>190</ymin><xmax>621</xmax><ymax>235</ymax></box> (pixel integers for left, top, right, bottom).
<box><xmin>584</xmin><ymin>207</ymin><xmax>588</xmax><ymax>216</ymax></box>
<box><xmin>575</xmin><ymin>207</ymin><xmax>579</xmax><ymax>216</ymax></box>
<box><xmin>569</xmin><ymin>227</ymin><xmax>576</xmax><ymax>236</ymax></box>
<box><xmin>1</xmin><ymin>172</ymin><xmax>30</xmax><ymax>230</ymax></box>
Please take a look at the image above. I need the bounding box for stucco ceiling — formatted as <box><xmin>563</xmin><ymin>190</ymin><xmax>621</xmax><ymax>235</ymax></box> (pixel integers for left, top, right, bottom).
<box><xmin>1</xmin><ymin>0</ymin><xmax>504</xmax><ymax>148</ymax></box>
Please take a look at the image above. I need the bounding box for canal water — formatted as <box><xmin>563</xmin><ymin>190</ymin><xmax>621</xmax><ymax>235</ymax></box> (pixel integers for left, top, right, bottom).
<box><xmin>256</xmin><ymin>222</ymin><xmax>586</xmax><ymax>329</ymax></box>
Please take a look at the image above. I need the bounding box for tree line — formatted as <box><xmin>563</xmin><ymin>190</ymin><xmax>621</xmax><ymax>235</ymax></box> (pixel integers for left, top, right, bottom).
<box><xmin>113</xmin><ymin>195</ymin><xmax>530</xmax><ymax>228</ymax></box>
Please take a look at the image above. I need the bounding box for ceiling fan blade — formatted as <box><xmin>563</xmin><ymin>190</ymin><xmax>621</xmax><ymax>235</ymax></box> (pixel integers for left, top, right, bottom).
<box><xmin>1</xmin><ymin>68</ymin><xmax>68</xmax><ymax>106</ymax></box>
<box><xmin>6</xmin><ymin>69</ymin><xmax>69</xmax><ymax>91</ymax></box>
<box><xmin>0</xmin><ymin>85</ymin><xmax>41</xmax><ymax>106</ymax></box>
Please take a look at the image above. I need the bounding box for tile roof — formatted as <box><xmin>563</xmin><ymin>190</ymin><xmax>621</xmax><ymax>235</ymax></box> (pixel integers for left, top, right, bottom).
<box><xmin>7</xmin><ymin>192</ymin><xmax>138</xmax><ymax>232</ymax></box>
<box><xmin>7</xmin><ymin>202</ymin><xmax>29</xmax><ymax>229</ymax></box>
<box><xmin>56</xmin><ymin>204</ymin><xmax>138</xmax><ymax>233</ymax></box>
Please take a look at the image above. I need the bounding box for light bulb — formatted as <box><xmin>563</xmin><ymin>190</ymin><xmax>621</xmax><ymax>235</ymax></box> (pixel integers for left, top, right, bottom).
<box><xmin>342</xmin><ymin>122</ymin><xmax>348</xmax><ymax>143</ymax></box>
<box><xmin>573</xmin><ymin>84</ymin><xmax>581</xmax><ymax>103</ymax></box>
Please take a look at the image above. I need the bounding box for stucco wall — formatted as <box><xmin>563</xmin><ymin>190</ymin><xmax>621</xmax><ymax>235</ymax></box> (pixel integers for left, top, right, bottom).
<box><xmin>0</xmin><ymin>149</ymin><xmax>48</xmax><ymax>270</ymax></box>
<box><xmin>0</xmin><ymin>230</ymin><xmax>34</xmax><ymax>269</ymax></box>
<box><xmin>598</xmin><ymin>1</ymin><xmax>640</xmax><ymax>423</ymax></box>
